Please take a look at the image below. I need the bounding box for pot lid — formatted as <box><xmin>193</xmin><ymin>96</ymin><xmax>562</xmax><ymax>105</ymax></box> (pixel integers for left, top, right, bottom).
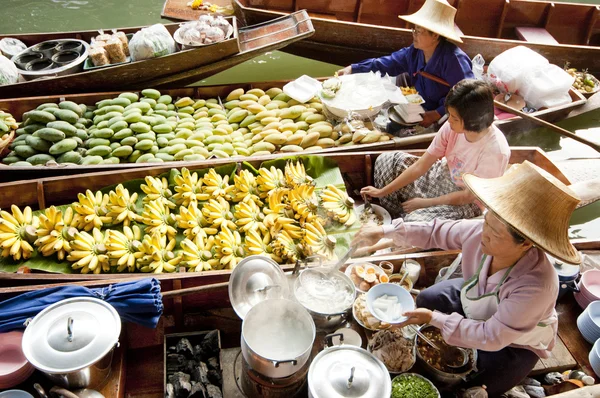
<box><xmin>547</xmin><ymin>253</ymin><xmax>580</xmax><ymax>279</ymax></box>
<box><xmin>22</xmin><ymin>297</ymin><xmax>121</xmax><ymax>373</ymax></box>
<box><xmin>229</xmin><ymin>255</ymin><xmax>289</xmax><ymax>320</ymax></box>
<box><xmin>308</xmin><ymin>346</ymin><xmax>391</xmax><ymax>398</ymax></box>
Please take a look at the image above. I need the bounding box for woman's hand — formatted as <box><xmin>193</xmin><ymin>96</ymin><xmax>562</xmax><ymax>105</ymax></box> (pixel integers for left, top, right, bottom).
<box><xmin>395</xmin><ymin>308</ymin><xmax>433</xmax><ymax>328</ymax></box>
<box><xmin>419</xmin><ymin>110</ymin><xmax>441</xmax><ymax>127</ymax></box>
<box><xmin>402</xmin><ymin>198</ymin><xmax>430</xmax><ymax>213</ymax></box>
<box><xmin>351</xmin><ymin>225</ymin><xmax>384</xmax><ymax>248</ymax></box>
<box><xmin>361</xmin><ymin>186</ymin><xmax>384</xmax><ymax>198</ymax></box>
<box><xmin>337</xmin><ymin>65</ymin><xmax>352</xmax><ymax>76</ymax></box>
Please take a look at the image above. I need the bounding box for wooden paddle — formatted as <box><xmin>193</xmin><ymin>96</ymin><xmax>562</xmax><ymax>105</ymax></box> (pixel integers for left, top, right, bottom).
<box><xmin>494</xmin><ymin>100</ymin><xmax>600</xmax><ymax>153</ymax></box>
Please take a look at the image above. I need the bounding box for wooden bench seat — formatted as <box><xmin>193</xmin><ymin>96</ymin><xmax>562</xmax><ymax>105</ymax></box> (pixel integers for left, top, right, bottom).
<box><xmin>515</xmin><ymin>27</ymin><xmax>559</xmax><ymax>45</ymax></box>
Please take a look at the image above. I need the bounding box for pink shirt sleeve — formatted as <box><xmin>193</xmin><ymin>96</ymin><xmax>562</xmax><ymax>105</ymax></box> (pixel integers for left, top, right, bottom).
<box><xmin>382</xmin><ymin>218</ymin><xmax>466</xmax><ymax>252</ymax></box>
<box><xmin>426</xmin><ymin>121</ymin><xmax>452</xmax><ymax>159</ymax></box>
<box><xmin>430</xmin><ymin>282</ymin><xmax>555</xmax><ymax>352</ymax></box>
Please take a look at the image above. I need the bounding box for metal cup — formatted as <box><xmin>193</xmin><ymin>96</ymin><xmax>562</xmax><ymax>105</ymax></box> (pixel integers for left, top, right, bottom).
<box><xmin>56</xmin><ymin>41</ymin><xmax>83</xmax><ymax>54</ymax></box>
<box><xmin>51</xmin><ymin>50</ymin><xmax>80</xmax><ymax>66</ymax></box>
<box><xmin>25</xmin><ymin>58</ymin><xmax>55</xmax><ymax>71</ymax></box>
<box><xmin>12</xmin><ymin>52</ymin><xmax>43</xmax><ymax>70</ymax></box>
<box><xmin>32</xmin><ymin>41</ymin><xmax>60</xmax><ymax>59</ymax></box>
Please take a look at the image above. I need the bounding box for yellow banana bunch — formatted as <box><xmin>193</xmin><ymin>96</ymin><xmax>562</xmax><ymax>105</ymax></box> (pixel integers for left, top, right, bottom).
<box><xmin>202</xmin><ymin>197</ymin><xmax>236</xmax><ymax>231</ymax></box>
<box><xmin>244</xmin><ymin>229</ymin><xmax>281</xmax><ymax>262</ymax></box>
<box><xmin>272</xmin><ymin>230</ymin><xmax>302</xmax><ymax>263</ymax></box>
<box><xmin>303</xmin><ymin>221</ymin><xmax>337</xmax><ymax>260</ymax></box>
<box><xmin>232</xmin><ymin>169</ymin><xmax>262</xmax><ymax>205</ymax></box>
<box><xmin>202</xmin><ymin>168</ymin><xmax>235</xmax><ymax>199</ymax></box>
<box><xmin>180</xmin><ymin>235</ymin><xmax>219</xmax><ymax>272</ymax></box>
<box><xmin>176</xmin><ymin>203</ymin><xmax>214</xmax><ymax>239</ymax></box>
<box><xmin>234</xmin><ymin>198</ymin><xmax>267</xmax><ymax>233</ymax></box>
<box><xmin>137</xmin><ymin>231</ymin><xmax>180</xmax><ymax>273</ymax></box>
<box><xmin>215</xmin><ymin>226</ymin><xmax>244</xmax><ymax>269</ymax></box>
<box><xmin>271</xmin><ymin>217</ymin><xmax>303</xmax><ymax>240</ymax></box>
<box><xmin>105</xmin><ymin>225</ymin><xmax>143</xmax><ymax>272</ymax></box>
<box><xmin>172</xmin><ymin>168</ymin><xmax>210</xmax><ymax>207</ymax></box>
<box><xmin>285</xmin><ymin>161</ymin><xmax>313</xmax><ymax>188</ymax></box>
<box><xmin>141</xmin><ymin>199</ymin><xmax>178</xmax><ymax>239</ymax></box>
<box><xmin>320</xmin><ymin>184</ymin><xmax>356</xmax><ymax>226</ymax></box>
<box><xmin>72</xmin><ymin>190</ymin><xmax>112</xmax><ymax>231</ymax></box>
<box><xmin>106</xmin><ymin>184</ymin><xmax>140</xmax><ymax>226</ymax></box>
<box><xmin>67</xmin><ymin>228</ymin><xmax>109</xmax><ymax>274</ymax></box>
<box><xmin>35</xmin><ymin>206</ymin><xmax>77</xmax><ymax>260</ymax></box>
<box><xmin>263</xmin><ymin>190</ymin><xmax>293</xmax><ymax>228</ymax></box>
<box><xmin>140</xmin><ymin>176</ymin><xmax>175</xmax><ymax>209</ymax></box>
<box><xmin>257</xmin><ymin>166</ymin><xmax>287</xmax><ymax>198</ymax></box>
<box><xmin>289</xmin><ymin>184</ymin><xmax>319</xmax><ymax>225</ymax></box>
<box><xmin>0</xmin><ymin>205</ymin><xmax>39</xmax><ymax>261</ymax></box>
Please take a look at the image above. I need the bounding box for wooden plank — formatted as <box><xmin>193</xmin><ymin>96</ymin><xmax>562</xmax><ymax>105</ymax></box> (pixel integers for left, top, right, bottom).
<box><xmin>515</xmin><ymin>26</ymin><xmax>559</xmax><ymax>44</ymax></box>
<box><xmin>556</xmin><ymin>294</ymin><xmax>597</xmax><ymax>381</ymax></box>
<box><xmin>161</xmin><ymin>0</ymin><xmax>233</xmax><ymax>21</ymax></box>
<box><xmin>530</xmin><ymin>336</ymin><xmax>577</xmax><ymax>375</ymax></box>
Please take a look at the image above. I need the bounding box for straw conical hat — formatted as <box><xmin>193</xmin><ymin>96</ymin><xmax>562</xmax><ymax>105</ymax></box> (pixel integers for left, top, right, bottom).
<box><xmin>463</xmin><ymin>161</ymin><xmax>581</xmax><ymax>264</ymax></box>
<box><xmin>399</xmin><ymin>0</ymin><xmax>463</xmax><ymax>43</ymax></box>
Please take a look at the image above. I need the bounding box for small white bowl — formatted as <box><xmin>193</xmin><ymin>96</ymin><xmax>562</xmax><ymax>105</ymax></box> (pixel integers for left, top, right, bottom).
<box><xmin>366</xmin><ymin>283</ymin><xmax>415</xmax><ymax>324</ymax></box>
<box><xmin>355</xmin><ymin>203</ymin><xmax>392</xmax><ymax>225</ymax></box>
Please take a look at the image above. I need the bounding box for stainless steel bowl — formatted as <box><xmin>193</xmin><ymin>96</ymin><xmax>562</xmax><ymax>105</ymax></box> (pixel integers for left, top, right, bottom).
<box><xmin>11</xmin><ymin>39</ymin><xmax>89</xmax><ymax>81</ymax></box>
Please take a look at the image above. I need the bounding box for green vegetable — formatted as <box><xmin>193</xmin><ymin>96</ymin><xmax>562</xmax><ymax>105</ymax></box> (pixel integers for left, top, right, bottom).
<box><xmin>391</xmin><ymin>374</ymin><xmax>438</xmax><ymax>398</ymax></box>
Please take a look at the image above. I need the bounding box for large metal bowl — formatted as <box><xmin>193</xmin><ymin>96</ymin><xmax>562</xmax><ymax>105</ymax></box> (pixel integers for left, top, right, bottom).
<box><xmin>11</xmin><ymin>39</ymin><xmax>89</xmax><ymax>81</ymax></box>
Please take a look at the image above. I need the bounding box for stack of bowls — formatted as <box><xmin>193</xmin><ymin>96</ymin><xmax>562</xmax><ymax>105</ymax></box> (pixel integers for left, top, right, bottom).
<box><xmin>0</xmin><ymin>331</ymin><xmax>35</xmax><ymax>389</ymax></box>
<box><xmin>577</xmin><ymin>301</ymin><xmax>600</xmax><ymax>344</ymax></box>
<box><xmin>589</xmin><ymin>339</ymin><xmax>600</xmax><ymax>377</ymax></box>
<box><xmin>575</xmin><ymin>270</ymin><xmax>600</xmax><ymax>309</ymax></box>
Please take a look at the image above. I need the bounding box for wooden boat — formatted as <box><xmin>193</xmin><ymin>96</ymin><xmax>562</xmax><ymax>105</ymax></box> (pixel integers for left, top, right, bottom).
<box><xmin>0</xmin><ymin>11</ymin><xmax>314</xmax><ymax>98</ymax></box>
<box><xmin>0</xmin><ymin>78</ymin><xmax>584</xmax><ymax>181</ymax></box>
<box><xmin>1</xmin><ymin>244</ymin><xmax>599</xmax><ymax>397</ymax></box>
<box><xmin>228</xmin><ymin>0</ymin><xmax>600</xmax><ymax>77</ymax></box>
<box><xmin>0</xmin><ymin>147</ymin><xmax>575</xmax><ymax>283</ymax></box>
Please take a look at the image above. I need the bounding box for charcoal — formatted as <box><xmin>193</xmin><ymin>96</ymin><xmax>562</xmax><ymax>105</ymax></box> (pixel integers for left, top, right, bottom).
<box><xmin>207</xmin><ymin>369</ymin><xmax>222</xmax><ymax>387</ymax></box>
<box><xmin>168</xmin><ymin>372</ymin><xmax>192</xmax><ymax>398</ymax></box>
<box><xmin>188</xmin><ymin>382</ymin><xmax>207</xmax><ymax>398</ymax></box>
<box><xmin>192</xmin><ymin>362</ymin><xmax>209</xmax><ymax>384</ymax></box>
<box><xmin>185</xmin><ymin>360</ymin><xmax>199</xmax><ymax>374</ymax></box>
<box><xmin>201</xmin><ymin>331</ymin><xmax>219</xmax><ymax>357</ymax></box>
<box><xmin>176</xmin><ymin>338</ymin><xmax>195</xmax><ymax>358</ymax></box>
<box><xmin>523</xmin><ymin>385</ymin><xmax>545</xmax><ymax>398</ymax></box>
<box><xmin>168</xmin><ymin>345</ymin><xmax>177</xmax><ymax>353</ymax></box>
<box><xmin>167</xmin><ymin>353</ymin><xmax>188</xmax><ymax>372</ymax></box>
<box><xmin>207</xmin><ymin>357</ymin><xmax>219</xmax><ymax>371</ymax></box>
<box><xmin>206</xmin><ymin>385</ymin><xmax>222</xmax><ymax>398</ymax></box>
<box><xmin>522</xmin><ymin>377</ymin><xmax>542</xmax><ymax>387</ymax></box>
<box><xmin>193</xmin><ymin>344</ymin><xmax>205</xmax><ymax>362</ymax></box>
<box><xmin>166</xmin><ymin>383</ymin><xmax>175</xmax><ymax>398</ymax></box>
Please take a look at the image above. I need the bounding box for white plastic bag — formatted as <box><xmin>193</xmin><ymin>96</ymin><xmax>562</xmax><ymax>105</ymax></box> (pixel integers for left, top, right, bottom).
<box><xmin>0</xmin><ymin>38</ymin><xmax>26</xmax><ymax>59</ymax></box>
<box><xmin>129</xmin><ymin>24</ymin><xmax>176</xmax><ymax>62</ymax></box>
<box><xmin>488</xmin><ymin>46</ymin><xmax>548</xmax><ymax>93</ymax></box>
<box><xmin>518</xmin><ymin>63</ymin><xmax>574</xmax><ymax>108</ymax></box>
<box><xmin>0</xmin><ymin>55</ymin><xmax>19</xmax><ymax>86</ymax></box>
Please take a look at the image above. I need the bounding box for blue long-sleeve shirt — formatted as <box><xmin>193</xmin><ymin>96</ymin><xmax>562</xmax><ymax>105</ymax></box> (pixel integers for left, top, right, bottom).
<box><xmin>351</xmin><ymin>41</ymin><xmax>474</xmax><ymax>116</ymax></box>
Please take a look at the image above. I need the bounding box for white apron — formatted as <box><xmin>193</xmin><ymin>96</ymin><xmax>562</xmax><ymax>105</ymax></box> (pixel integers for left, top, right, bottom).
<box><xmin>460</xmin><ymin>255</ymin><xmax>556</xmax><ymax>351</ymax></box>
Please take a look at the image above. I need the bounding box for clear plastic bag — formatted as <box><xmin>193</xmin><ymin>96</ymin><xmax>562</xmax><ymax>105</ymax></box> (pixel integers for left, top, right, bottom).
<box><xmin>472</xmin><ymin>54</ymin><xmax>485</xmax><ymax>80</ymax></box>
<box><xmin>0</xmin><ymin>54</ymin><xmax>19</xmax><ymax>86</ymax></box>
<box><xmin>129</xmin><ymin>24</ymin><xmax>176</xmax><ymax>62</ymax></box>
<box><xmin>488</xmin><ymin>46</ymin><xmax>548</xmax><ymax>93</ymax></box>
<box><xmin>518</xmin><ymin>63</ymin><xmax>574</xmax><ymax>109</ymax></box>
<box><xmin>0</xmin><ymin>38</ymin><xmax>26</xmax><ymax>59</ymax></box>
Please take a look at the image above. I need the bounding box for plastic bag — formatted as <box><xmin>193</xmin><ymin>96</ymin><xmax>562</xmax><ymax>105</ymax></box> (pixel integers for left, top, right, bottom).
<box><xmin>518</xmin><ymin>63</ymin><xmax>574</xmax><ymax>109</ymax></box>
<box><xmin>0</xmin><ymin>38</ymin><xmax>26</xmax><ymax>59</ymax></box>
<box><xmin>129</xmin><ymin>24</ymin><xmax>176</xmax><ymax>62</ymax></box>
<box><xmin>0</xmin><ymin>55</ymin><xmax>19</xmax><ymax>86</ymax></box>
<box><xmin>488</xmin><ymin>46</ymin><xmax>548</xmax><ymax>93</ymax></box>
<box><xmin>472</xmin><ymin>54</ymin><xmax>485</xmax><ymax>80</ymax></box>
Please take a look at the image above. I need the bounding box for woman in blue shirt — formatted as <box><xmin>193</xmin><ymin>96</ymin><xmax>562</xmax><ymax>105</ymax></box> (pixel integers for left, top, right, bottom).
<box><xmin>338</xmin><ymin>0</ymin><xmax>474</xmax><ymax>128</ymax></box>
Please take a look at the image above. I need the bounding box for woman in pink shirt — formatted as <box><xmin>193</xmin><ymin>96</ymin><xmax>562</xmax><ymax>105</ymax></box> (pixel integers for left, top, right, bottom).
<box><xmin>353</xmin><ymin>161</ymin><xmax>582</xmax><ymax>397</ymax></box>
<box><xmin>361</xmin><ymin>79</ymin><xmax>510</xmax><ymax>221</ymax></box>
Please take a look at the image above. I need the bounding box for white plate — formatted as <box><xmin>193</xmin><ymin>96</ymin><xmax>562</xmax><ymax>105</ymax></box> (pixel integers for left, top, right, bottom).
<box><xmin>345</xmin><ymin>263</ymin><xmax>387</xmax><ymax>293</ymax></box>
<box><xmin>283</xmin><ymin>75</ymin><xmax>321</xmax><ymax>103</ymax></box>
<box><xmin>355</xmin><ymin>204</ymin><xmax>392</xmax><ymax>225</ymax></box>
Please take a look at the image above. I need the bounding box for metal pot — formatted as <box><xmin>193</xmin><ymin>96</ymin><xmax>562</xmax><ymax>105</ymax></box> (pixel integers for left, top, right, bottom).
<box><xmin>415</xmin><ymin>324</ymin><xmax>477</xmax><ymax>389</ymax></box>
<box><xmin>293</xmin><ymin>267</ymin><xmax>356</xmax><ymax>331</ymax></box>
<box><xmin>22</xmin><ymin>297</ymin><xmax>121</xmax><ymax>390</ymax></box>
<box><xmin>308</xmin><ymin>344</ymin><xmax>391</xmax><ymax>398</ymax></box>
<box><xmin>241</xmin><ymin>298</ymin><xmax>315</xmax><ymax>379</ymax></box>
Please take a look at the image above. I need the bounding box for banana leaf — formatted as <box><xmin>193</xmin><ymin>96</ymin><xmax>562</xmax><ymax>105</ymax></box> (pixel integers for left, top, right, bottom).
<box><xmin>0</xmin><ymin>156</ymin><xmax>358</xmax><ymax>274</ymax></box>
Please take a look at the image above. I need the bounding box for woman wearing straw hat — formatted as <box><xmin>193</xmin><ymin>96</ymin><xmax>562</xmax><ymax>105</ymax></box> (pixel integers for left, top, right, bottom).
<box><xmin>338</xmin><ymin>0</ymin><xmax>474</xmax><ymax>129</ymax></box>
<box><xmin>352</xmin><ymin>161</ymin><xmax>581</xmax><ymax>397</ymax></box>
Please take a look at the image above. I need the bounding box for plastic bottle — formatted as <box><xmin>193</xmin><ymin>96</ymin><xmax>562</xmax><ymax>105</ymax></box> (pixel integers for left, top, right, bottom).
<box><xmin>562</xmin><ymin>370</ymin><xmax>595</xmax><ymax>386</ymax></box>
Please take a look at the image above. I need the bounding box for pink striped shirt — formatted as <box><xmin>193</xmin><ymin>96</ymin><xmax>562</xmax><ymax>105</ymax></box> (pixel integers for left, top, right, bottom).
<box><xmin>383</xmin><ymin>218</ymin><xmax>558</xmax><ymax>358</ymax></box>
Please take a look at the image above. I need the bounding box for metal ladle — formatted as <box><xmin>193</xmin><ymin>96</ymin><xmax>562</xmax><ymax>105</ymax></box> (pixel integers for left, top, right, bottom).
<box><xmin>408</xmin><ymin>325</ymin><xmax>469</xmax><ymax>369</ymax></box>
